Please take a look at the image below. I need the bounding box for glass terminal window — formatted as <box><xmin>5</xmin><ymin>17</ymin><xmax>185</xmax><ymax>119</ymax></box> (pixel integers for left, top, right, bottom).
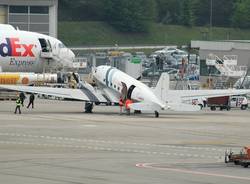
<box><xmin>30</xmin><ymin>6</ymin><xmax>49</xmax><ymax>14</ymax></box>
<box><xmin>9</xmin><ymin>6</ymin><xmax>28</xmax><ymax>14</ymax></box>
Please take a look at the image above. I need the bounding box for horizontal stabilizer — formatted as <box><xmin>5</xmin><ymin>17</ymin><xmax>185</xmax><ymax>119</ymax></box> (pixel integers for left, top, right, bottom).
<box><xmin>129</xmin><ymin>102</ymin><xmax>162</xmax><ymax>112</ymax></box>
<box><xmin>167</xmin><ymin>103</ymin><xmax>201</xmax><ymax>112</ymax></box>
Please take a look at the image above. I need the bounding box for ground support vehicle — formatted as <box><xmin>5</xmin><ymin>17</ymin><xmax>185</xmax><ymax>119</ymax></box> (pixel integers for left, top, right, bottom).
<box><xmin>208</xmin><ymin>95</ymin><xmax>248</xmax><ymax>111</ymax></box>
<box><xmin>208</xmin><ymin>96</ymin><xmax>230</xmax><ymax>111</ymax></box>
<box><xmin>225</xmin><ymin>146</ymin><xmax>250</xmax><ymax>168</ymax></box>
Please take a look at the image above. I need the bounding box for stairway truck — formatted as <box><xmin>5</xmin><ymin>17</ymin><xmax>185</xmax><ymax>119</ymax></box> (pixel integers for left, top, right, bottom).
<box><xmin>207</xmin><ymin>96</ymin><xmax>230</xmax><ymax>111</ymax></box>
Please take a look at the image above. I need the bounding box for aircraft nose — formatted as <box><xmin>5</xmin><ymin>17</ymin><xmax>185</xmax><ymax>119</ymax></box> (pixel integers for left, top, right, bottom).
<box><xmin>57</xmin><ymin>48</ymin><xmax>75</xmax><ymax>67</ymax></box>
<box><xmin>65</xmin><ymin>49</ymin><xmax>75</xmax><ymax>65</ymax></box>
<box><xmin>68</xmin><ymin>49</ymin><xmax>75</xmax><ymax>61</ymax></box>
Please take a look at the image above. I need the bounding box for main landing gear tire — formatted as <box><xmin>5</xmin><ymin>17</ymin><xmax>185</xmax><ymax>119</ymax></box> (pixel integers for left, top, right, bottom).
<box><xmin>241</xmin><ymin>105</ymin><xmax>247</xmax><ymax>110</ymax></box>
<box><xmin>154</xmin><ymin>111</ymin><xmax>159</xmax><ymax>118</ymax></box>
<box><xmin>241</xmin><ymin>163</ymin><xmax>249</xmax><ymax>168</ymax></box>
<box><xmin>85</xmin><ymin>102</ymin><xmax>93</xmax><ymax>113</ymax></box>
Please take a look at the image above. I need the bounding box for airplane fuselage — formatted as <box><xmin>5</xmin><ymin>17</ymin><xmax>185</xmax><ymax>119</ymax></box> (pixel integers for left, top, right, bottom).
<box><xmin>93</xmin><ymin>65</ymin><xmax>166</xmax><ymax>108</ymax></box>
<box><xmin>0</xmin><ymin>31</ymin><xmax>43</xmax><ymax>72</ymax></box>
<box><xmin>0</xmin><ymin>26</ymin><xmax>75</xmax><ymax>73</ymax></box>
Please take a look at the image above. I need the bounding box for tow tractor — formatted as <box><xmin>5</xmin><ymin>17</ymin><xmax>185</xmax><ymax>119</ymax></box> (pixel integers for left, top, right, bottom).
<box><xmin>225</xmin><ymin>146</ymin><xmax>250</xmax><ymax>168</ymax></box>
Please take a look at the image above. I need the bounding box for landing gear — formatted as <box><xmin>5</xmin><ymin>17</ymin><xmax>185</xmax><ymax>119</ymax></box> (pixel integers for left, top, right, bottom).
<box><xmin>85</xmin><ymin>102</ymin><xmax>93</xmax><ymax>113</ymax></box>
<box><xmin>134</xmin><ymin>110</ymin><xmax>141</xmax><ymax>114</ymax></box>
<box><xmin>154</xmin><ymin>111</ymin><xmax>159</xmax><ymax>118</ymax></box>
<box><xmin>210</xmin><ymin>106</ymin><xmax>216</xmax><ymax>111</ymax></box>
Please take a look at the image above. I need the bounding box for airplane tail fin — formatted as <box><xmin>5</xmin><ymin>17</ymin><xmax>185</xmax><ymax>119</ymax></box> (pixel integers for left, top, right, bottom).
<box><xmin>153</xmin><ymin>72</ymin><xmax>169</xmax><ymax>101</ymax></box>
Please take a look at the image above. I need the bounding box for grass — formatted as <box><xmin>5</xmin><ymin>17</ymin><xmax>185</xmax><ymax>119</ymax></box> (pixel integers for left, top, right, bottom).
<box><xmin>58</xmin><ymin>21</ymin><xmax>250</xmax><ymax>47</ymax></box>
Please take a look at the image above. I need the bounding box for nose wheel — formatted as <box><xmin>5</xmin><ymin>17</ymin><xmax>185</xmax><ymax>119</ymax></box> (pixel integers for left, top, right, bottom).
<box><xmin>154</xmin><ymin>111</ymin><xmax>159</xmax><ymax>118</ymax></box>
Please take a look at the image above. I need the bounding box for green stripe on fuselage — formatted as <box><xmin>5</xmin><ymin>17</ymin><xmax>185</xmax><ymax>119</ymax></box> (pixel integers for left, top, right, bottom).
<box><xmin>105</xmin><ymin>67</ymin><xmax>113</xmax><ymax>86</ymax></box>
<box><xmin>109</xmin><ymin>68</ymin><xmax>117</xmax><ymax>88</ymax></box>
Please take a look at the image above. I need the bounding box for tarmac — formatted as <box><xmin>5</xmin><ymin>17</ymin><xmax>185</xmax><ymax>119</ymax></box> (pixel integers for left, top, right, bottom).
<box><xmin>0</xmin><ymin>99</ymin><xmax>250</xmax><ymax>184</ymax></box>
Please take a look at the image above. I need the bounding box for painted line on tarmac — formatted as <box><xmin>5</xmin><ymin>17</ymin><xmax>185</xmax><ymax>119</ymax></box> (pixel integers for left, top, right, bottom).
<box><xmin>0</xmin><ymin>141</ymin><xmax>218</xmax><ymax>159</ymax></box>
<box><xmin>0</xmin><ymin>132</ymin><xmax>223</xmax><ymax>152</ymax></box>
<box><xmin>136</xmin><ymin>163</ymin><xmax>250</xmax><ymax>181</ymax></box>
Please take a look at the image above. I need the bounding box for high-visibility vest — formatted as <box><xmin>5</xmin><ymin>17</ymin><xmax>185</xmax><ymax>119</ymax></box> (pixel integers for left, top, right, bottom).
<box><xmin>16</xmin><ymin>98</ymin><xmax>21</xmax><ymax>106</ymax></box>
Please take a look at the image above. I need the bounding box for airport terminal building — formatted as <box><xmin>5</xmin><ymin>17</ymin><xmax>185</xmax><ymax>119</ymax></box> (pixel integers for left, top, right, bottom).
<box><xmin>0</xmin><ymin>0</ymin><xmax>58</xmax><ymax>37</ymax></box>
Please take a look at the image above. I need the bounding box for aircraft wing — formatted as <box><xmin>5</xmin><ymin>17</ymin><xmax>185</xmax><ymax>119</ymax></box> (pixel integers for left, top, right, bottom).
<box><xmin>0</xmin><ymin>85</ymin><xmax>108</xmax><ymax>103</ymax></box>
<box><xmin>165</xmin><ymin>89</ymin><xmax>250</xmax><ymax>101</ymax></box>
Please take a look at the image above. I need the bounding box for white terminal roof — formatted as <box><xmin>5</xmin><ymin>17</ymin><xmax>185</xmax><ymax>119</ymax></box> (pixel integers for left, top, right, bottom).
<box><xmin>191</xmin><ymin>40</ymin><xmax>250</xmax><ymax>51</ymax></box>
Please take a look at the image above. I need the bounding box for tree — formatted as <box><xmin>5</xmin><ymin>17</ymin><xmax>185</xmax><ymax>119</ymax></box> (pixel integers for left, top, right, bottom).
<box><xmin>59</xmin><ymin>0</ymin><xmax>105</xmax><ymax>21</ymax></box>
<box><xmin>212</xmin><ymin>0</ymin><xmax>234</xmax><ymax>27</ymax></box>
<box><xmin>232</xmin><ymin>0</ymin><xmax>250</xmax><ymax>28</ymax></box>
<box><xmin>180</xmin><ymin>0</ymin><xmax>197</xmax><ymax>26</ymax></box>
<box><xmin>104</xmin><ymin>0</ymin><xmax>156</xmax><ymax>32</ymax></box>
<box><xmin>193</xmin><ymin>0</ymin><xmax>210</xmax><ymax>26</ymax></box>
<box><xmin>156</xmin><ymin>0</ymin><xmax>182</xmax><ymax>24</ymax></box>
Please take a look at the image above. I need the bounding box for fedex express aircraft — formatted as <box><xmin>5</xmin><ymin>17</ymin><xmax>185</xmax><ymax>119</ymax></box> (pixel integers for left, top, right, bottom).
<box><xmin>0</xmin><ymin>24</ymin><xmax>75</xmax><ymax>74</ymax></box>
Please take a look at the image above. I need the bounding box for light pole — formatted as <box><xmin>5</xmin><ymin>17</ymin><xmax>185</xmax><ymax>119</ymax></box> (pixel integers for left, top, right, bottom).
<box><xmin>210</xmin><ymin>0</ymin><xmax>213</xmax><ymax>40</ymax></box>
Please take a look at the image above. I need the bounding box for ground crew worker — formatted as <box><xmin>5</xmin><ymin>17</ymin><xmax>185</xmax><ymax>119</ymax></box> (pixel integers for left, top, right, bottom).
<box><xmin>15</xmin><ymin>97</ymin><xmax>22</xmax><ymax>114</ymax></box>
<box><xmin>19</xmin><ymin>92</ymin><xmax>26</xmax><ymax>107</ymax></box>
<box><xmin>119</xmin><ymin>97</ymin><xmax>123</xmax><ymax>115</ymax></box>
<box><xmin>27</xmin><ymin>93</ymin><xmax>35</xmax><ymax>109</ymax></box>
<box><xmin>125</xmin><ymin>98</ymin><xmax>133</xmax><ymax>115</ymax></box>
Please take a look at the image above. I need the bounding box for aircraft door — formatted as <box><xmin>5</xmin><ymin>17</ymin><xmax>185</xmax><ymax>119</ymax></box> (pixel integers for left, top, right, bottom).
<box><xmin>127</xmin><ymin>85</ymin><xmax>136</xmax><ymax>100</ymax></box>
<box><xmin>121</xmin><ymin>82</ymin><xmax>128</xmax><ymax>100</ymax></box>
<box><xmin>38</xmin><ymin>38</ymin><xmax>52</xmax><ymax>52</ymax></box>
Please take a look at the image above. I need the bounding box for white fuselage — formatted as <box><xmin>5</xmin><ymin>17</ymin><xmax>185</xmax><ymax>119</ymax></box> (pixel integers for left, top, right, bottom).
<box><xmin>93</xmin><ymin>65</ymin><xmax>166</xmax><ymax>108</ymax></box>
<box><xmin>0</xmin><ymin>26</ymin><xmax>75</xmax><ymax>73</ymax></box>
